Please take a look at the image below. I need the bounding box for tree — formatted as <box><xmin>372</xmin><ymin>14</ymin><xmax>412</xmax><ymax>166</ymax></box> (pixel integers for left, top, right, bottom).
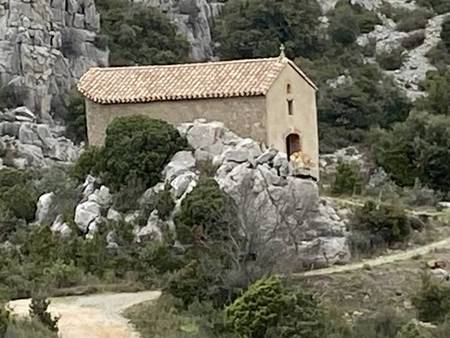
<box><xmin>29</xmin><ymin>295</ymin><xmax>59</xmax><ymax>333</ymax></box>
<box><xmin>442</xmin><ymin>16</ymin><xmax>450</xmax><ymax>52</ymax></box>
<box><xmin>226</xmin><ymin>275</ymin><xmax>326</xmax><ymax>338</ymax></box>
<box><xmin>215</xmin><ymin>0</ymin><xmax>323</xmax><ymax>60</ymax></box>
<box><xmin>96</xmin><ymin>0</ymin><xmax>190</xmax><ymax>66</ymax></box>
<box><xmin>371</xmin><ymin>111</ymin><xmax>450</xmax><ymax>191</ymax></box>
<box><xmin>416</xmin><ymin>70</ymin><xmax>450</xmax><ymax>115</ymax></box>
<box><xmin>328</xmin><ymin>3</ymin><xmax>360</xmax><ymax>45</ymax></box>
<box><xmin>65</xmin><ymin>90</ymin><xmax>87</xmax><ymax>144</ymax></box>
<box><xmin>332</xmin><ymin>161</ymin><xmax>364</xmax><ymax>195</ymax></box>
<box><xmin>92</xmin><ymin>116</ymin><xmax>187</xmax><ymax>191</ymax></box>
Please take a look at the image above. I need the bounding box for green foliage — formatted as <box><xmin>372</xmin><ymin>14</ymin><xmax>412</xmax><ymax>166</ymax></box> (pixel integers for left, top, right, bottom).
<box><xmin>319</xmin><ymin>63</ymin><xmax>411</xmax><ymax>130</ymax></box>
<box><xmin>215</xmin><ymin>0</ymin><xmax>323</xmax><ymax>60</ymax></box>
<box><xmin>353</xmin><ymin>201</ymin><xmax>411</xmax><ymax>246</ymax></box>
<box><xmin>395</xmin><ymin>320</ymin><xmax>433</xmax><ymax>338</ymax></box>
<box><xmin>0</xmin><ymin>169</ymin><xmax>37</xmax><ymax>222</ymax></box>
<box><xmin>394</xmin><ymin>8</ymin><xmax>432</xmax><ymax>32</ymax></box>
<box><xmin>4</xmin><ymin>319</ymin><xmax>59</xmax><ymax>338</ymax></box>
<box><xmin>226</xmin><ymin>276</ymin><xmax>326</xmax><ymax>338</ymax></box>
<box><xmin>0</xmin><ymin>306</ymin><xmax>9</xmax><ymax>336</ymax></box>
<box><xmin>413</xmin><ymin>273</ymin><xmax>450</xmax><ymax>324</ymax></box>
<box><xmin>401</xmin><ymin>31</ymin><xmax>426</xmax><ymax>50</ymax></box>
<box><xmin>371</xmin><ymin>111</ymin><xmax>450</xmax><ymax>191</ymax></box>
<box><xmin>442</xmin><ymin>17</ymin><xmax>450</xmax><ymax>52</ymax></box>
<box><xmin>332</xmin><ymin>161</ymin><xmax>364</xmax><ymax>195</ymax></box>
<box><xmin>70</xmin><ymin>147</ymin><xmax>101</xmax><ymax>182</ymax></box>
<box><xmin>377</xmin><ymin>47</ymin><xmax>406</xmax><ymax>70</ymax></box>
<box><xmin>139</xmin><ymin>184</ymin><xmax>175</xmax><ymax>222</ymax></box>
<box><xmin>29</xmin><ymin>295</ymin><xmax>59</xmax><ymax>332</ymax></box>
<box><xmin>99</xmin><ymin>116</ymin><xmax>187</xmax><ymax>191</ymax></box>
<box><xmin>176</xmin><ymin>178</ymin><xmax>236</xmax><ymax>245</ymax></box>
<box><xmin>96</xmin><ymin>0</ymin><xmax>189</xmax><ymax>66</ymax></box>
<box><xmin>329</xmin><ymin>0</ymin><xmax>381</xmax><ymax>45</ymax></box>
<box><xmin>416</xmin><ymin>0</ymin><xmax>450</xmax><ymax>14</ymax></box>
<box><xmin>416</xmin><ymin>70</ymin><xmax>450</xmax><ymax>115</ymax></box>
<box><xmin>65</xmin><ymin>89</ymin><xmax>87</xmax><ymax>144</ymax></box>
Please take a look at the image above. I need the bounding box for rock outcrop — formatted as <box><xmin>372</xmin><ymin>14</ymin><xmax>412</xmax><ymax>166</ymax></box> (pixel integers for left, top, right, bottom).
<box><xmin>0</xmin><ymin>107</ymin><xmax>81</xmax><ymax>168</ymax></box>
<box><xmin>143</xmin><ymin>0</ymin><xmax>224</xmax><ymax>60</ymax></box>
<box><xmin>0</xmin><ymin>0</ymin><xmax>108</xmax><ymax>120</ymax></box>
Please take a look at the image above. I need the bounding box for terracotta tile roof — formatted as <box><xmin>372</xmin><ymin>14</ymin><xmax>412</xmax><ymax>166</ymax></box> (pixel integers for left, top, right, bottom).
<box><xmin>78</xmin><ymin>57</ymin><xmax>317</xmax><ymax>104</ymax></box>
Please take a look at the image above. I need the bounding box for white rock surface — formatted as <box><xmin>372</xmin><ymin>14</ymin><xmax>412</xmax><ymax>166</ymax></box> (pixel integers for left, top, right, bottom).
<box><xmin>134</xmin><ymin>210</ymin><xmax>163</xmax><ymax>242</ymax></box>
<box><xmin>74</xmin><ymin>201</ymin><xmax>101</xmax><ymax>233</ymax></box>
<box><xmin>50</xmin><ymin>215</ymin><xmax>72</xmax><ymax>238</ymax></box>
<box><xmin>35</xmin><ymin>192</ymin><xmax>55</xmax><ymax>224</ymax></box>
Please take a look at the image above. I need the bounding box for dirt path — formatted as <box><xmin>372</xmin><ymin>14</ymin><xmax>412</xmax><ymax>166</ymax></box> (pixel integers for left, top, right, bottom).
<box><xmin>297</xmin><ymin>237</ymin><xmax>450</xmax><ymax>277</ymax></box>
<box><xmin>7</xmin><ymin>291</ymin><xmax>161</xmax><ymax>338</ymax></box>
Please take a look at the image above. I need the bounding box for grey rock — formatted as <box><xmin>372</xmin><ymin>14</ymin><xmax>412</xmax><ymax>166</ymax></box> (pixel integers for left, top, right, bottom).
<box><xmin>88</xmin><ymin>185</ymin><xmax>112</xmax><ymax>208</ymax></box>
<box><xmin>164</xmin><ymin>151</ymin><xmax>196</xmax><ymax>182</ymax></box>
<box><xmin>134</xmin><ymin>210</ymin><xmax>163</xmax><ymax>242</ymax></box>
<box><xmin>256</xmin><ymin>148</ymin><xmax>278</xmax><ymax>165</ymax></box>
<box><xmin>9</xmin><ymin>106</ymin><xmax>36</xmax><ymax>122</ymax></box>
<box><xmin>35</xmin><ymin>192</ymin><xmax>55</xmax><ymax>224</ymax></box>
<box><xmin>74</xmin><ymin>200</ymin><xmax>101</xmax><ymax>233</ymax></box>
<box><xmin>107</xmin><ymin>208</ymin><xmax>122</xmax><ymax>222</ymax></box>
<box><xmin>171</xmin><ymin>171</ymin><xmax>197</xmax><ymax>198</ymax></box>
<box><xmin>50</xmin><ymin>215</ymin><xmax>72</xmax><ymax>238</ymax></box>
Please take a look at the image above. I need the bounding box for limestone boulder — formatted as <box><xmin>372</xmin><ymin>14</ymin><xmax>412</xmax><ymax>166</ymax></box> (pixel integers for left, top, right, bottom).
<box><xmin>88</xmin><ymin>186</ymin><xmax>112</xmax><ymax>209</ymax></box>
<box><xmin>134</xmin><ymin>210</ymin><xmax>164</xmax><ymax>242</ymax></box>
<box><xmin>74</xmin><ymin>200</ymin><xmax>101</xmax><ymax>233</ymax></box>
<box><xmin>163</xmin><ymin>151</ymin><xmax>196</xmax><ymax>182</ymax></box>
<box><xmin>50</xmin><ymin>215</ymin><xmax>72</xmax><ymax>238</ymax></box>
<box><xmin>35</xmin><ymin>192</ymin><xmax>55</xmax><ymax>224</ymax></box>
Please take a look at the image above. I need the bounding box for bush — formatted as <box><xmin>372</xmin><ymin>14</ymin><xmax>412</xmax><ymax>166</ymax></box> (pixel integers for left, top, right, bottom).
<box><xmin>401</xmin><ymin>31</ymin><xmax>426</xmax><ymax>50</ymax></box>
<box><xmin>65</xmin><ymin>89</ymin><xmax>87</xmax><ymax>144</ymax></box>
<box><xmin>0</xmin><ymin>307</ymin><xmax>9</xmax><ymax>336</ymax></box>
<box><xmin>416</xmin><ymin>70</ymin><xmax>450</xmax><ymax>115</ymax></box>
<box><xmin>442</xmin><ymin>17</ymin><xmax>450</xmax><ymax>52</ymax></box>
<box><xmin>5</xmin><ymin>319</ymin><xmax>58</xmax><ymax>338</ymax></box>
<box><xmin>70</xmin><ymin>147</ymin><xmax>101</xmax><ymax>182</ymax></box>
<box><xmin>99</xmin><ymin>116</ymin><xmax>187</xmax><ymax>191</ymax></box>
<box><xmin>332</xmin><ymin>161</ymin><xmax>364</xmax><ymax>195</ymax></box>
<box><xmin>329</xmin><ymin>4</ymin><xmax>360</xmax><ymax>45</ymax></box>
<box><xmin>176</xmin><ymin>178</ymin><xmax>237</xmax><ymax>245</ymax></box>
<box><xmin>226</xmin><ymin>276</ymin><xmax>326</xmax><ymax>338</ymax></box>
<box><xmin>395</xmin><ymin>320</ymin><xmax>433</xmax><ymax>338</ymax></box>
<box><xmin>29</xmin><ymin>295</ymin><xmax>59</xmax><ymax>332</ymax></box>
<box><xmin>377</xmin><ymin>47</ymin><xmax>406</xmax><ymax>70</ymax></box>
<box><xmin>0</xmin><ymin>184</ymin><xmax>37</xmax><ymax>222</ymax></box>
<box><xmin>96</xmin><ymin>0</ymin><xmax>190</xmax><ymax>66</ymax></box>
<box><xmin>353</xmin><ymin>201</ymin><xmax>411</xmax><ymax>246</ymax></box>
<box><xmin>416</xmin><ymin>0</ymin><xmax>450</xmax><ymax>14</ymax></box>
<box><xmin>394</xmin><ymin>8</ymin><xmax>432</xmax><ymax>32</ymax></box>
<box><xmin>371</xmin><ymin>111</ymin><xmax>450</xmax><ymax>191</ymax></box>
<box><xmin>413</xmin><ymin>273</ymin><xmax>450</xmax><ymax>324</ymax></box>
<box><xmin>215</xmin><ymin>0</ymin><xmax>323</xmax><ymax>60</ymax></box>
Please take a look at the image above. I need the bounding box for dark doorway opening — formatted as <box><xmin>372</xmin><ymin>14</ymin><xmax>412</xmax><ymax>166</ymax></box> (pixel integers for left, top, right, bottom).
<box><xmin>286</xmin><ymin>133</ymin><xmax>301</xmax><ymax>158</ymax></box>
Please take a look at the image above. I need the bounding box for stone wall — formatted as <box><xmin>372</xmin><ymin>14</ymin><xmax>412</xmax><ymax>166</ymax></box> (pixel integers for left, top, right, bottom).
<box><xmin>0</xmin><ymin>0</ymin><xmax>108</xmax><ymax>121</ymax></box>
<box><xmin>86</xmin><ymin>96</ymin><xmax>267</xmax><ymax>147</ymax></box>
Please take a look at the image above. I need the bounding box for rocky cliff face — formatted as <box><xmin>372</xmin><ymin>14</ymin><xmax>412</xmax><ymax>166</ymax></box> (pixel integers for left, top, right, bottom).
<box><xmin>142</xmin><ymin>0</ymin><xmax>224</xmax><ymax>61</ymax></box>
<box><xmin>0</xmin><ymin>0</ymin><xmax>108</xmax><ymax>121</ymax></box>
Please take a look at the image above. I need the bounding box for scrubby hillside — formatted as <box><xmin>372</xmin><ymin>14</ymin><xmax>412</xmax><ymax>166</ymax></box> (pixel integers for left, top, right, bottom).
<box><xmin>0</xmin><ymin>0</ymin><xmax>449</xmax><ymax>336</ymax></box>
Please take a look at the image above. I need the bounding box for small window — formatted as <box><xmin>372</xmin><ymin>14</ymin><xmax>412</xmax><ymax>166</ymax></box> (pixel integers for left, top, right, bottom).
<box><xmin>287</xmin><ymin>99</ymin><xmax>294</xmax><ymax>115</ymax></box>
<box><xmin>286</xmin><ymin>84</ymin><xmax>292</xmax><ymax>94</ymax></box>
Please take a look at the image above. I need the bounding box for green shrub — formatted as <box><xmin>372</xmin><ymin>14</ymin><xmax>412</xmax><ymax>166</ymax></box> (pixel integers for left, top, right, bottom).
<box><xmin>215</xmin><ymin>0</ymin><xmax>323</xmax><ymax>60</ymax></box>
<box><xmin>0</xmin><ymin>184</ymin><xmax>37</xmax><ymax>222</ymax></box>
<box><xmin>226</xmin><ymin>276</ymin><xmax>326</xmax><ymax>338</ymax></box>
<box><xmin>377</xmin><ymin>47</ymin><xmax>406</xmax><ymax>70</ymax></box>
<box><xmin>29</xmin><ymin>295</ymin><xmax>59</xmax><ymax>332</ymax></box>
<box><xmin>353</xmin><ymin>201</ymin><xmax>411</xmax><ymax>246</ymax></box>
<box><xmin>401</xmin><ymin>31</ymin><xmax>426</xmax><ymax>50</ymax></box>
<box><xmin>371</xmin><ymin>111</ymin><xmax>450</xmax><ymax>191</ymax></box>
<box><xmin>99</xmin><ymin>116</ymin><xmax>187</xmax><ymax>191</ymax></box>
<box><xmin>413</xmin><ymin>273</ymin><xmax>450</xmax><ymax>324</ymax></box>
<box><xmin>71</xmin><ymin>147</ymin><xmax>101</xmax><ymax>182</ymax></box>
<box><xmin>0</xmin><ymin>306</ymin><xmax>9</xmax><ymax>336</ymax></box>
<box><xmin>332</xmin><ymin>161</ymin><xmax>364</xmax><ymax>195</ymax></box>
<box><xmin>416</xmin><ymin>70</ymin><xmax>450</xmax><ymax>115</ymax></box>
<box><xmin>176</xmin><ymin>178</ymin><xmax>236</xmax><ymax>245</ymax></box>
<box><xmin>65</xmin><ymin>89</ymin><xmax>87</xmax><ymax>144</ymax></box>
<box><xmin>5</xmin><ymin>319</ymin><xmax>58</xmax><ymax>338</ymax></box>
<box><xmin>395</xmin><ymin>320</ymin><xmax>433</xmax><ymax>338</ymax></box>
<box><xmin>329</xmin><ymin>5</ymin><xmax>360</xmax><ymax>45</ymax></box>
<box><xmin>442</xmin><ymin>17</ymin><xmax>450</xmax><ymax>52</ymax></box>
<box><xmin>96</xmin><ymin>0</ymin><xmax>190</xmax><ymax>66</ymax></box>
<box><xmin>0</xmin><ymin>168</ymin><xmax>30</xmax><ymax>187</ymax></box>
<box><xmin>416</xmin><ymin>0</ymin><xmax>450</xmax><ymax>14</ymax></box>
<box><xmin>394</xmin><ymin>8</ymin><xmax>432</xmax><ymax>32</ymax></box>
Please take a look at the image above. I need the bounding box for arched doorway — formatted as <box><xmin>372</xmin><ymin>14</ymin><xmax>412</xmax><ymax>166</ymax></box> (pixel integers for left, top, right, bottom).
<box><xmin>286</xmin><ymin>133</ymin><xmax>301</xmax><ymax>158</ymax></box>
